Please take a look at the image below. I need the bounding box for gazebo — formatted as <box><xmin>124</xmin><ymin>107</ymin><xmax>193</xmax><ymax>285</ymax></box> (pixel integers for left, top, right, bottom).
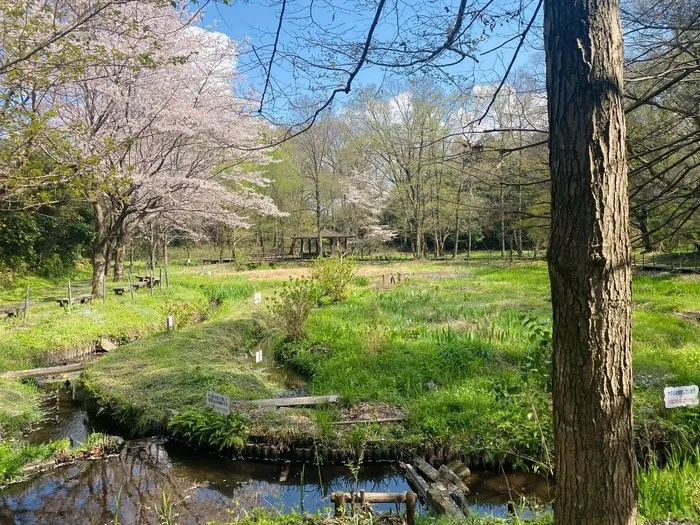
<box><xmin>290</xmin><ymin>229</ymin><xmax>356</xmax><ymax>258</ymax></box>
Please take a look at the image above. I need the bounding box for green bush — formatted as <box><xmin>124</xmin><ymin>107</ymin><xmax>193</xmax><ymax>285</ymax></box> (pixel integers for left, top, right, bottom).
<box><xmin>268</xmin><ymin>278</ymin><xmax>319</xmax><ymax>341</ymax></box>
<box><xmin>311</xmin><ymin>255</ymin><xmax>356</xmax><ymax>302</ymax></box>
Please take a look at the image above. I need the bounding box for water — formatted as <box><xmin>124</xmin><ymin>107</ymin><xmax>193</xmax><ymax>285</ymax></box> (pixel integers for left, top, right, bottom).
<box><xmin>0</xmin><ymin>440</ymin><xmax>414</xmax><ymax>525</ymax></box>
<box><xmin>3</xmin><ymin>386</ymin><xmax>552</xmax><ymax>524</ymax></box>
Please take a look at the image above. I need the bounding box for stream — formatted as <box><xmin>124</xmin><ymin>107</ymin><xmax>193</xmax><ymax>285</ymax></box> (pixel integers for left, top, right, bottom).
<box><xmin>0</xmin><ymin>385</ymin><xmax>553</xmax><ymax>524</ymax></box>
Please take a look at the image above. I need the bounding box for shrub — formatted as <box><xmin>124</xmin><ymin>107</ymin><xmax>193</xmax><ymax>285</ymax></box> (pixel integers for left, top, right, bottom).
<box><xmin>311</xmin><ymin>254</ymin><xmax>356</xmax><ymax>302</ymax></box>
<box><xmin>268</xmin><ymin>278</ymin><xmax>319</xmax><ymax>341</ymax></box>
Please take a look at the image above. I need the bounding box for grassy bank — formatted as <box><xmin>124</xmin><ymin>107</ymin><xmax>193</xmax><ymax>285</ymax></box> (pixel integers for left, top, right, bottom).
<box><xmin>82</xmin><ymin>261</ymin><xmax>700</xmax><ymax>472</ymax></box>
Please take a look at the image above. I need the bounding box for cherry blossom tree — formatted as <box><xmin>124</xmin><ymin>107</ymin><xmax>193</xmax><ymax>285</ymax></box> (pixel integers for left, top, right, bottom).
<box><xmin>48</xmin><ymin>3</ymin><xmax>279</xmax><ymax>294</ymax></box>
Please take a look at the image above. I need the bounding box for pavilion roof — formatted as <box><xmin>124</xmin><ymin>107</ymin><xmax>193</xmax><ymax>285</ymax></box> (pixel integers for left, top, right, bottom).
<box><xmin>292</xmin><ymin>229</ymin><xmax>356</xmax><ymax>240</ymax></box>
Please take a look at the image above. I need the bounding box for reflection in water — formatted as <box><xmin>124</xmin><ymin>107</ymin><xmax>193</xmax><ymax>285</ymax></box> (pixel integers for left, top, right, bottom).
<box><xmin>0</xmin><ymin>441</ymin><xmax>414</xmax><ymax>525</ymax></box>
<box><xmin>25</xmin><ymin>386</ymin><xmax>94</xmax><ymax>445</ymax></box>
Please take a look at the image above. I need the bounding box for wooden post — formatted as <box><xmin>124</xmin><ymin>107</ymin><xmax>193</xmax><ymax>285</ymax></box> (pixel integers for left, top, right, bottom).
<box><xmin>166</xmin><ymin>315</ymin><xmax>175</xmax><ymax>331</ymax></box>
<box><xmin>333</xmin><ymin>492</ymin><xmax>346</xmax><ymax>517</ymax></box>
<box><xmin>150</xmin><ymin>268</ymin><xmax>154</xmax><ymax>296</ymax></box>
<box><xmin>159</xmin><ymin>268</ymin><xmax>163</xmax><ymax>292</ymax></box>
<box><xmin>102</xmin><ymin>275</ymin><xmax>106</xmax><ymax>305</ymax></box>
<box><xmin>128</xmin><ymin>271</ymin><xmax>134</xmax><ymax>301</ymax></box>
<box><xmin>67</xmin><ymin>280</ymin><xmax>73</xmax><ymax>311</ymax></box>
<box><xmin>165</xmin><ymin>267</ymin><xmax>169</xmax><ymax>289</ymax></box>
<box><xmin>22</xmin><ymin>285</ymin><xmax>29</xmax><ymax>325</ymax></box>
<box><xmin>405</xmin><ymin>491</ymin><xmax>417</xmax><ymax>525</ymax></box>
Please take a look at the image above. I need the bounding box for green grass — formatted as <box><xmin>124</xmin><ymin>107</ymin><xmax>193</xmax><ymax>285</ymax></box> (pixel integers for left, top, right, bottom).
<box><xmin>637</xmin><ymin>448</ymin><xmax>700</xmax><ymax>522</ymax></box>
<box><xmin>207</xmin><ymin>508</ymin><xmax>554</xmax><ymax>525</ymax></box>
<box><xmin>81</xmin><ymin>312</ymin><xmax>277</xmax><ymax>434</ymax></box>
<box><xmin>78</xmin><ymin>261</ymin><xmax>700</xmax><ymax>469</ymax></box>
<box><xmin>0</xmin><ymin>438</ymin><xmax>70</xmax><ymax>485</ymax></box>
<box><xmin>0</xmin><ymin>380</ymin><xmax>42</xmax><ymax>437</ymax></box>
<box><xmin>0</xmin><ymin>282</ymin><xmax>213</xmax><ymax>373</ymax></box>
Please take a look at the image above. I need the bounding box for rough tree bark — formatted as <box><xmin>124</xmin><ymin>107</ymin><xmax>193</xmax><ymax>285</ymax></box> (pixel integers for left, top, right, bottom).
<box><xmin>544</xmin><ymin>0</ymin><xmax>637</xmax><ymax>523</ymax></box>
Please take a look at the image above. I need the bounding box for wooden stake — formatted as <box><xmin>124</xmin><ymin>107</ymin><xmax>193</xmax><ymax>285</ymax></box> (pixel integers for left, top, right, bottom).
<box><xmin>102</xmin><ymin>275</ymin><xmax>106</xmax><ymax>305</ymax></box>
<box><xmin>150</xmin><ymin>268</ymin><xmax>154</xmax><ymax>296</ymax></box>
<box><xmin>159</xmin><ymin>268</ymin><xmax>163</xmax><ymax>292</ymax></box>
<box><xmin>23</xmin><ymin>285</ymin><xmax>29</xmax><ymax>325</ymax></box>
<box><xmin>405</xmin><ymin>491</ymin><xmax>417</xmax><ymax>525</ymax></box>
<box><xmin>67</xmin><ymin>280</ymin><xmax>73</xmax><ymax>311</ymax></box>
<box><xmin>165</xmin><ymin>267</ymin><xmax>169</xmax><ymax>288</ymax></box>
<box><xmin>128</xmin><ymin>271</ymin><xmax>134</xmax><ymax>300</ymax></box>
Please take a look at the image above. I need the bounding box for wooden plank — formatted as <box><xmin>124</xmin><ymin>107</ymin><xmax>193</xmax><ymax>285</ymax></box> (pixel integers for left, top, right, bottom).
<box><xmin>336</xmin><ymin>492</ymin><xmax>408</xmax><ymax>503</ymax></box>
<box><xmin>414</xmin><ymin>457</ymin><xmax>441</xmax><ymax>482</ymax></box>
<box><xmin>438</xmin><ymin>465</ymin><xmax>470</xmax><ymax>494</ymax></box>
<box><xmin>426</xmin><ymin>488</ymin><xmax>465</xmax><ymax>518</ymax></box>
<box><xmin>332</xmin><ymin>417</ymin><xmax>406</xmax><ymax>425</ymax></box>
<box><xmin>238</xmin><ymin>395</ymin><xmax>339</xmax><ymax>408</ymax></box>
<box><xmin>403</xmin><ymin>463</ymin><xmax>429</xmax><ymax>501</ymax></box>
<box><xmin>450</xmin><ymin>489</ymin><xmax>469</xmax><ymax>513</ymax></box>
<box><xmin>1</xmin><ymin>362</ymin><xmax>87</xmax><ymax>379</ymax></box>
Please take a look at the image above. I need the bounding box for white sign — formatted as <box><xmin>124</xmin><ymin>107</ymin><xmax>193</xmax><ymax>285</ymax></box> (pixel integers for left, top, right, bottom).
<box><xmin>205</xmin><ymin>390</ymin><xmax>231</xmax><ymax>415</ymax></box>
<box><xmin>254</xmin><ymin>292</ymin><xmax>262</xmax><ymax>304</ymax></box>
<box><xmin>255</xmin><ymin>349</ymin><xmax>263</xmax><ymax>363</ymax></box>
<box><xmin>664</xmin><ymin>385</ymin><xmax>699</xmax><ymax>409</ymax></box>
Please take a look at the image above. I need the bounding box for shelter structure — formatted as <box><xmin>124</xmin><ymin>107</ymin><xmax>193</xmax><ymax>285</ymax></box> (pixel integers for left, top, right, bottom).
<box><xmin>290</xmin><ymin>229</ymin><xmax>356</xmax><ymax>258</ymax></box>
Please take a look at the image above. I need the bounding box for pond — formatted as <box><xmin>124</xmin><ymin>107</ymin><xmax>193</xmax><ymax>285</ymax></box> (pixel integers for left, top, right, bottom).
<box><xmin>1</xmin><ymin>386</ymin><xmax>552</xmax><ymax>524</ymax></box>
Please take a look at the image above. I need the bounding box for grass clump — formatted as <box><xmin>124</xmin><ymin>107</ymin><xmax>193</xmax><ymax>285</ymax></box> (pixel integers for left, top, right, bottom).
<box><xmin>0</xmin><ymin>438</ymin><xmax>69</xmax><ymax>485</ymax></box>
<box><xmin>637</xmin><ymin>448</ymin><xmax>700</xmax><ymax>522</ymax></box>
<box><xmin>168</xmin><ymin>409</ymin><xmax>249</xmax><ymax>449</ymax></box>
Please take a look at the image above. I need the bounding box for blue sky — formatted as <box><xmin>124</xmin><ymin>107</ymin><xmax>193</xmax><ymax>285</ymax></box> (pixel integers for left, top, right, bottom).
<box><xmin>200</xmin><ymin>0</ymin><xmax>543</xmax><ymax>122</ymax></box>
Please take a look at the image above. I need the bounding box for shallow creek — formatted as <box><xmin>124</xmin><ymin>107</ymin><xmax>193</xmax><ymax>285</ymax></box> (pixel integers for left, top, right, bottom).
<box><xmin>0</xmin><ymin>385</ymin><xmax>552</xmax><ymax>524</ymax></box>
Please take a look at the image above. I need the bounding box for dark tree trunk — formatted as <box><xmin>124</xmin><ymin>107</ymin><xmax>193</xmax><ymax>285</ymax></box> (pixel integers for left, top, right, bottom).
<box><xmin>544</xmin><ymin>0</ymin><xmax>637</xmax><ymax>523</ymax></box>
<box><xmin>635</xmin><ymin>209</ymin><xmax>654</xmax><ymax>252</ymax></box>
<box><xmin>113</xmin><ymin>244</ymin><xmax>125</xmax><ymax>281</ymax></box>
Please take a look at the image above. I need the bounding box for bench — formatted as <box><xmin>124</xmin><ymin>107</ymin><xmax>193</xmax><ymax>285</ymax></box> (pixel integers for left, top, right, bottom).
<box><xmin>57</xmin><ymin>294</ymin><xmax>93</xmax><ymax>307</ymax></box>
<box><xmin>0</xmin><ymin>306</ymin><xmax>25</xmax><ymax>318</ymax></box>
<box><xmin>113</xmin><ymin>287</ymin><xmax>129</xmax><ymax>296</ymax></box>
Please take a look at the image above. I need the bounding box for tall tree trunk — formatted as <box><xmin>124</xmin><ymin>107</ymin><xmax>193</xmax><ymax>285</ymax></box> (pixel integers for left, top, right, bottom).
<box><xmin>516</xmin><ymin>183</ymin><xmax>524</xmax><ymax>256</ymax></box>
<box><xmin>454</xmin><ymin>177</ymin><xmax>464</xmax><ymax>259</ymax></box>
<box><xmin>545</xmin><ymin>0</ymin><xmax>636</xmax><ymax>522</ymax></box>
<box><xmin>636</xmin><ymin>209</ymin><xmax>654</xmax><ymax>252</ymax></box>
<box><xmin>467</xmin><ymin>183</ymin><xmax>473</xmax><ymax>260</ymax></box>
<box><xmin>500</xmin><ymin>184</ymin><xmax>506</xmax><ymax>259</ymax></box>
<box><xmin>91</xmin><ymin>204</ymin><xmax>108</xmax><ymax>297</ymax></box>
<box><xmin>113</xmin><ymin>244</ymin><xmax>125</xmax><ymax>282</ymax></box>
<box><xmin>162</xmin><ymin>235</ymin><xmax>169</xmax><ymax>268</ymax></box>
<box><xmin>104</xmin><ymin>238</ymin><xmax>115</xmax><ymax>278</ymax></box>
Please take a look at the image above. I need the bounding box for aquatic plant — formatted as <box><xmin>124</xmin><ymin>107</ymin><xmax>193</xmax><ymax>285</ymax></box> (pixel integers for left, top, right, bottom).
<box><xmin>168</xmin><ymin>409</ymin><xmax>249</xmax><ymax>450</ymax></box>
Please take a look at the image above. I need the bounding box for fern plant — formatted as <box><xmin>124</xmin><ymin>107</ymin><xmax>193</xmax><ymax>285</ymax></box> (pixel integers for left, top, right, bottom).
<box><xmin>168</xmin><ymin>409</ymin><xmax>248</xmax><ymax>450</ymax></box>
